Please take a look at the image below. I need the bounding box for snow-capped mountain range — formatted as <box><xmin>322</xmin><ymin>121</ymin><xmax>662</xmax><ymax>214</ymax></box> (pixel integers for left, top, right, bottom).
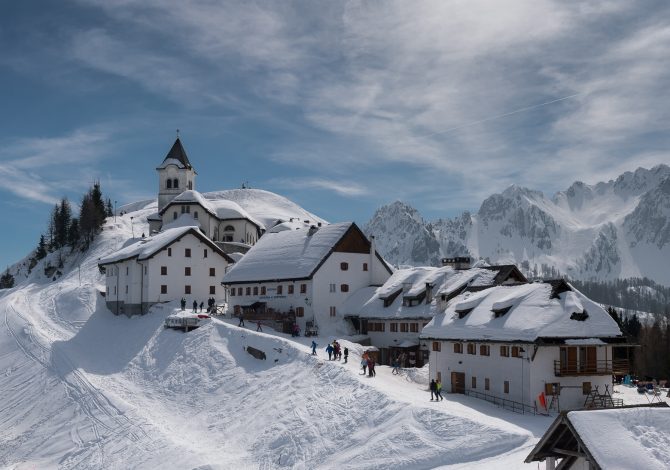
<box><xmin>364</xmin><ymin>165</ymin><xmax>670</xmax><ymax>286</ymax></box>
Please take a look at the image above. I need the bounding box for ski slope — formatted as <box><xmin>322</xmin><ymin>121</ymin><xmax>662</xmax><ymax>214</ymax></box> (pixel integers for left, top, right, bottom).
<box><xmin>0</xmin><ymin>205</ymin><xmax>571</xmax><ymax>468</ymax></box>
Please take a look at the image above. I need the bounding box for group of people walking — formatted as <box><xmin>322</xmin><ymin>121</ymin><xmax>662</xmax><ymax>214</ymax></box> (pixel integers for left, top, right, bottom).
<box><xmin>180</xmin><ymin>297</ymin><xmax>217</xmax><ymax>313</ymax></box>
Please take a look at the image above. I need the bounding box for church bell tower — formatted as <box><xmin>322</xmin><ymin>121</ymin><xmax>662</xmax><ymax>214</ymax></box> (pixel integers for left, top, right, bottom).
<box><xmin>156</xmin><ymin>137</ymin><xmax>197</xmax><ymax>212</ymax></box>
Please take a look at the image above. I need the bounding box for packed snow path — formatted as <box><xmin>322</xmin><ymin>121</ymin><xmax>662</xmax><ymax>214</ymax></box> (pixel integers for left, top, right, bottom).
<box><xmin>0</xmin><ymin>205</ymin><xmax>551</xmax><ymax>469</ymax></box>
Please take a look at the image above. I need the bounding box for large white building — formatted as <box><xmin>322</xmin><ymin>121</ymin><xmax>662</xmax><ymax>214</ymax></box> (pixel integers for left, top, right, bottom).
<box><xmin>99</xmin><ymin>226</ymin><xmax>234</xmax><ymax>315</ymax></box>
<box><xmin>420</xmin><ymin>280</ymin><xmax>628</xmax><ymax>411</ymax></box>
<box><xmin>341</xmin><ymin>264</ymin><xmax>527</xmax><ymax>367</ymax></box>
<box><xmin>222</xmin><ymin>222</ymin><xmax>393</xmax><ymax>332</ymax></box>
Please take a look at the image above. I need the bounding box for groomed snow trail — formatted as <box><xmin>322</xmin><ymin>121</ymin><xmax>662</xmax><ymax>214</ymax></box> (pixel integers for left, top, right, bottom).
<box><xmin>1</xmin><ymin>205</ymin><xmax>548</xmax><ymax>469</ymax></box>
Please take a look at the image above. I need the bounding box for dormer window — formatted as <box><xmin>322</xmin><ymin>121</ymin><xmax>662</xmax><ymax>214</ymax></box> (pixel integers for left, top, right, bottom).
<box><xmin>570</xmin><ymin>310</ymin><xmax>589</xmax><ymax>321</ymax></box>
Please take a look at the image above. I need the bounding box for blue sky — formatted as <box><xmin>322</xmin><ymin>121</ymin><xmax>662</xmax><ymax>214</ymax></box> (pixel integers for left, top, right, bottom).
<box><xmin>2</xmin><ymin>0</ymin><xmax>670</xmax><ymax>269</ymax></box>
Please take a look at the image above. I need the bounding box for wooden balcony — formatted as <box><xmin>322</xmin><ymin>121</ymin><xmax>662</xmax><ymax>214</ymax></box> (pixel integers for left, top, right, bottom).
<box><xmin>554</xmin><ymin>359</ymin><xmax>629</xmax><ymax>377</ymax></box>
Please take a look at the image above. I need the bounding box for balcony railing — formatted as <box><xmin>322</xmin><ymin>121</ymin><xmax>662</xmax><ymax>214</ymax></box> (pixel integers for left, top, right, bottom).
<box><xmin>554</xmin><ymin>359</ymin><xmax>629</xmax><ymax>377</ymax></box>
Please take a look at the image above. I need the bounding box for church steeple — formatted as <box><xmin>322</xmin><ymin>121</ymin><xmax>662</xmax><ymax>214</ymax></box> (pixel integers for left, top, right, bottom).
<box><xmin>156</xmin><ymin>137</ymin><xmax>197</xmax><ymax>212</ymax></box>
<box><xmin>158</xmin><ymin>137</ymin><xmax>193</xmax><ymax>170</ymax></box>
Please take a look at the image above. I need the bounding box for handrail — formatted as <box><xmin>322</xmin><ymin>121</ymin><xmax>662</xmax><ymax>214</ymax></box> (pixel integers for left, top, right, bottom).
<box><xmin>463</xmin><ymin>389</ymin><xmax>538</xmax><ymax>415</ymax></box>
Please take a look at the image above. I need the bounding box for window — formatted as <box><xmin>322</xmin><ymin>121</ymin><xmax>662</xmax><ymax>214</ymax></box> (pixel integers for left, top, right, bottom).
<box><xmin>363</xmin><ymin>263</ymin><xmax>368</xmax><ymax>271</ymax></box>
<box><xmin>485</xmin><ymin>378</ymin><xmax>490</xmax><ymax>391</ymax></box>
<box><xmin>340</xmin><ymin>262</ymin><xmax>349</xmax><ymax>271</ymax></box>
<box><xmin>504</xmin><ymin>381</ymin><xmax>510</xmax><ymax>394</ymax></box>
<box><xmin>168</xmin><ymin>248</ymin><xmax>172</xmax><ymax>257</ymax></box>
<box><xmin>167</xmin><ymin>179</ymin><xmax>172</xmax><ymax>189</ymax></box>
<box><xmin>582</xmin><ymin>382</ymin><xmax>592</xmax><ymax>395</ymax></box>
<box><xmin>246</xmin><ymin>287</ymin><xmax>251</xmax><ymax>296</ymax></box>
<box><xmin>194</xmin><ymin>211</ymin><xmax>198</xmax><ymax>219</ymax></box>
<box><xmin>210</xmin><ymin>286</ymin><xmax>216</xmax><ymax>295</ymax></box>
<box><xmin>204</xmin><ymin>249</ymin><xmax>207</xmax><ymax>258</ymax></box>
<box><xmin>500</xmin><ymin>345</ymin><xmax>509</xmax><ymax>357</ymax></box>
<box><xmin>432</xmin><ymin>341</ymin><xmax>441</xmax><ymax>352</ymax></box>
<box><xmin>480</xmin><ymin>345</ymin><xmax>490</xmax><ymax>356</ymax></box>
<box><xmin>390</xmin><ymin>323</ymin><xmax>398</xmax><ymax>332</ymax></box>
<box><xmin>467</xmin><ymin>343</ymin><xmax>476</xmax><ymax>355</ymax></box>
<box><xmin>161</xmin><ymin>285</ymin><xmax>167</xmax><ymax>294</ymax></box>
<box><xmin>454</xmin><ymin>343</ymin><xmax>463</xmax><ymax>354</ymax></box>
<box><xmin>185</xmin><ymin>285</ymin><xmax>191</xmax><ymax>294</ymax></box>
<box><xmin>288</xmin><ymin>285</ymin><xmax>294</xmax><ymax>295</ymax></box>
<box><xmin>471</xmin><ymin>377</ymin><xmax>477</xmax><ymax>389</ymax></box>
<box><xmin>296</xmin><ymin>307</ymin><xmax>304</xmax><ymax>317</ymax></box>
<box><xmin>185</xmin><ymin>248</ymin><xmax>191</xmax><ymax>258</ymax></box>
<box><xmin>340</xmin><ymin>284</ymin><xmax>349</xmax><ymax>293</ymax></box>
<box><xmin>300</xmin><ymin>284</ymin><xmax>307</xmax><ymax>294</ymax></box>
<box><xmin>253</xmin><ymin>286</ymin><xmax>258</xmax><ymax>295</ymax></box>
<box><xmin>209</xmin><ymin>268</ymin><xmax>215</xmax><ymax>277</ymax></box>
<box><xmin>511</xmin><ymin>346</ymin><xmax>521</xmax><ymax>358</ymax></box>
<box><xmin>410</xmin><ymin>323</ymin><xmax>419</xmax><ymax>333</ymax></box>
<box><xmin>277</xmin><ymin>285</ymin><xmax>283</xmax><ymax>295</ymax></box>
<box><xmin>329</xmin><ymin>306</ymin><xmax>336</xmax><ymax>317</ymax></box>
<box><xmin>400</xmin><ymin>323</ymin><xmax>409</xmax><ymax>333</ymax></box>
<box><xmin>260</xmin><ymin>286</ymin><xmax>266</xmax><ymax>295</ymax></box>
<box><xmin>329</xmin><ymin>283</ymin><xmax>336</xmax><ymax>293</ymax></box>
<box><xmin>161</xmin><ymin>266</ymin><xmax>167</xmax><ymax>275</ymax></box>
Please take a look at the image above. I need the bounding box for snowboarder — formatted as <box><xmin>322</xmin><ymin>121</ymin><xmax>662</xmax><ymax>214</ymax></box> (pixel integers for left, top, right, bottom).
<box><xmin>436</xmin><ymin>379</ymin><xmax>444</xmax><ymax>401</ymax></box>
<box><xmin>343</xmin><ymin>347</ymin><xmax>349</xmax><ymax>363</ymax></box>
<box><xmin>311</xmin><ymin>340</ymin><xmax>318</xmax><ymax>355</ymax></box>
<box><xmin>326</xmin><ymin>344</ymin><xmax>334</xmax><ymax>360</ymax></box>
<box><xmin>430</xmin><ymin>379</ymin><xmax>437</xmax><ymax>401</ymax></box>
<box><xmin>256</xmin><ymin>320</ymin><xmax>262</xmax><ymax>332</ymax></box>
<box><xmin>199</xmin><ymin>301</ymin><xmax>204</xmax><ymax>313</ymax></box>
<box><xmin>180</xmin><ymin>298</ymin><xmax>186</xmax><ymax>311</ymax></box>
<box><xmin>192</xmin><ymin>300</ymin><xmax>197</xmax><ymax>313</ymax></box>
<box><xmin>238</xmin><ymin>313</ymin><xmax>245</xmax><ymax>327</ymax></box>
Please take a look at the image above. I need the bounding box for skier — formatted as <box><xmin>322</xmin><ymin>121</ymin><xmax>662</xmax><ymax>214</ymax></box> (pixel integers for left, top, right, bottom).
<box><xmin>192</xmin><ymin>300</ymin><xmax>197</xmax><ymax>313</ymax></box>
<box><xmin>326</xmin><ymin>343</ymin><xmax>334</xmax><ymax>360</ymax></box>
<box><xmin>436</xmin><ymin>379</ymin><xmax>444</xmax><ymax>401</ymax></box>
<box><xmin>256</xmin><ymin>320</ymin><xmax>262</xmax><ymax>332</ymax></box>
<box><xmin>311</xmin><ymin>340</ymin><xmax>318</xmax><ymax>355</ymax></box>
<box><xmin>430</xmin><ymin>379</ymin><xmax>437</xmax><ymax>401</ymax></box>
<box><xmin>180</xmin><ymin>298</ymin><xmax>186</xmax><ymax>311</ymax></box>
<box><xmin>343</xmin><ymin>347</ymin><xmax>349</xmax><ymax>363</ymax></box>
<box><xmin>238</xmin><ymin>313</ymin><xmax>245</xmax><ymax>327</ymax></box>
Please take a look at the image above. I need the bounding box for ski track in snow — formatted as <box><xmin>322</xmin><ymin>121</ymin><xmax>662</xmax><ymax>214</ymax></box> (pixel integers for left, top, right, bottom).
<box><xmin>0</xmin><ymin>204</ymin><xmax>604</xmax><ymax>469</ymax></box>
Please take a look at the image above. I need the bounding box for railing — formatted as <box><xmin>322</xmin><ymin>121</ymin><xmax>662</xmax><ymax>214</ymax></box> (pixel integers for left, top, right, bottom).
<box><xmin>554</xmin><ymin>359</ymin><xmax>629</xmax><ymax>377</ymax></box>
<box><xmin>463</xmin><ymin>389</ymin><xmax>538</xmax><ymax>415</ymax></box>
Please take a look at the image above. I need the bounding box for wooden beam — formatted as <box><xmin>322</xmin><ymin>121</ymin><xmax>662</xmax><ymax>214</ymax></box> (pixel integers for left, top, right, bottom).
<box><xmin>551</xmin><ymin>447</ymin><xmax>587</xmax><ymax>458</ymax></box>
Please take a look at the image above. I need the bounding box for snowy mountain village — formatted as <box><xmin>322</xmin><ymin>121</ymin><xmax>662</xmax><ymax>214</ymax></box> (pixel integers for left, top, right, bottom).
<box><xmin>89</xmin><ymin>138</ymin><xmax>670</xmax><ymax>469</ymax></box>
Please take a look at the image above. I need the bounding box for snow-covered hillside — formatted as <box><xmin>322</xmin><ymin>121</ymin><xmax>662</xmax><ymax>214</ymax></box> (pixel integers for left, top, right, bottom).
<box><xmin>365</xmin><ymin>165</ymin><xmax>670</xmax><ymax>285</ymax></box>
<box><xmin>0</xmin><ymin>202</ymin><xmax>551</xmax><ymax>469</ymax></box>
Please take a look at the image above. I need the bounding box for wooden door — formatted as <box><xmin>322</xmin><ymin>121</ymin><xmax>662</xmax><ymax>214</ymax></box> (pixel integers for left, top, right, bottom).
<box><xmin>451</xmin><ymin>372</ymin><xmax>465</xmax><ymax>394</ymax></box>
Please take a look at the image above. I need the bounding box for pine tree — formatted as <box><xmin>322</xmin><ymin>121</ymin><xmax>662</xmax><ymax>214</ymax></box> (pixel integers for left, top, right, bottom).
<box><xmin>0</xmin><ymin>268</ymin><xmax>14</xmax><ymax>289</ymax></box>
<box><xmin>35</xmin><ymin>235</ymin><xmax>47</xmax><ymax>260</ymax></box>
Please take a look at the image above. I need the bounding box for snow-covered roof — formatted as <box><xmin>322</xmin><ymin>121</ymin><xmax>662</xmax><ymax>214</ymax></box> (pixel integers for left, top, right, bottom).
<box><xmin>527</xmin><ymin>406</ymin><xmax>670</xmax><ymax>469</ymax></box>
<box><xmin>222</xmin><ymin>222</ymin><xmax>360</xmax><ymax>283</ymax></box>
<box><xmin>159</xmin><ymin>190</ymin><xmax>263</xmax><ymax>228</ymax></box>
<box><xmin>342</xmin><ymin>266</ymin><xmax>508</xmax><ymax>320</ymax></box>
<box><xmin>421</xmin><ymin>282</ymin><xmax>622</xmax><ymax>342</ymax></box>
<box><xmin>98</xmin><ymin>226</ymin><xmax>233</xmax><ymax>265</ymax></box>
